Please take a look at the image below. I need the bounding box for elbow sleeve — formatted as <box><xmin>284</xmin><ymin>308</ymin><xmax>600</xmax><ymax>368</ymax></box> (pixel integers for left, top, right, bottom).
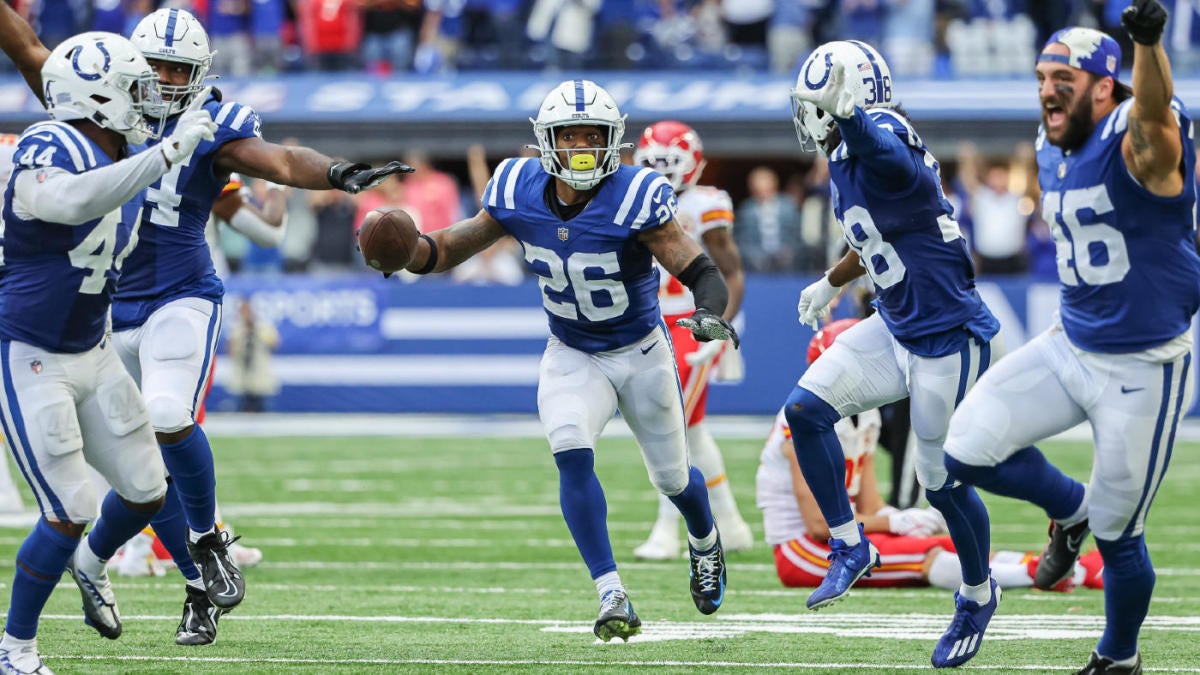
<box><xmin>229</xmin><ymin>208</ymin><xmax>288</xmax><ymax>248</ymax></box>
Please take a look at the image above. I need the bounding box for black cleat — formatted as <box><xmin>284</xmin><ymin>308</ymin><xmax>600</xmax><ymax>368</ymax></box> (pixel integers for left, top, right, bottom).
<box><xmin>593</xmin><ymin>590</ymin><xmax>642</xmax><ymax>642</ymax></box>
<box><xmin>176</xmin><ymin>586</ymin><xmax>221</xmax><ymax>646</ymax></box>
<box><xmin>186</xmin><ymin>528</ymin><xmax>246</xmax><ymax>610</ymax></box>
<box><xmin>688</xmin><ymin>533</ymin><xmax>727</xmax><ymax>615</ymax></box>
<box><xmin>1034</xmin><ymin>518</ymin><xmax>1090</xmax><ymax>590</ymax></box>
<box><xmin>1077</xmin><ymin>651</ymin><xmax>1142</xmax><ymax>675</ymax></box>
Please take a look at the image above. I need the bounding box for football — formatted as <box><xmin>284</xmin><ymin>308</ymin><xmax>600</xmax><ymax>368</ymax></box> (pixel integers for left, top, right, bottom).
<box><xmin>357</xmin><ymin>207</ymin><xmax>419</xmax><ymax>274</ymax></box>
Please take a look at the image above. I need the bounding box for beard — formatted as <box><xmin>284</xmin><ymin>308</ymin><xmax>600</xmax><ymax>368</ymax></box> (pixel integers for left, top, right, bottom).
<box><xmin>1045</xmin><ymin>89</ymin><xmax>1096</xmax><ymax>152</ymax></box>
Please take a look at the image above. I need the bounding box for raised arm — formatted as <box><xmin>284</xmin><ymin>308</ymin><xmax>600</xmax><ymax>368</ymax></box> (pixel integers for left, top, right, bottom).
<box><xmin>833</xmin><ymin>108</ymin><xmax>922</xmax><ymax>191</ymax></box>
<box><xmin>403</xmin><ymin>209</ymin><xmax>507</xmax><ymax>275</ymax></box>
<box><xmin>0</xmin><ymin>1</ymin><xmax>48</xmax><ymax>102</ymax></box>
<box><xmin>1121</xmin><ymin>0</ymin><xmax>1184</xmax><ymax>196</ymax></box>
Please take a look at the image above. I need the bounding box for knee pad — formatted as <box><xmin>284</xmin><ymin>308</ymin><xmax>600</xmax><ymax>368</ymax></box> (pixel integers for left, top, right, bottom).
<box><xmin>144</xmin><ymin>394</ymin><xmax>194</xmax><ymax>434</ymax></box>
<box><xmin>650</xmin><ymin>467</ymin><xmax>688</xmax><ymax>496</ymax></box>
<box><xmin>783</xmin><ymin>387</ymin><xmax>840</xmax><ymax>435</ymax></box>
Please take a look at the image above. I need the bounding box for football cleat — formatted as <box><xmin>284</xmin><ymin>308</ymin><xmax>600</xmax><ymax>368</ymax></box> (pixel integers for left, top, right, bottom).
<box><xmin>806</xmin><ymin>524</ymin><xmax>880</xmax><ymax>610</ymax></box>
<box><xmin>186</xmin><ymin>528</ymin><xmax>246</xmax><ymax>610</ymax></box>
<box><xmin>593</xmin><ymin>590</ymin><xmax>642</xmax><ymax>642</ymax></box>
<box><xmin>176</xmin><ymin>586</ymin><xmax>221</xmax><ymax>646</ymax></box>
<box><xmin>931</xmin><ymin>577</ymin><xmax>1001</xmax><ymax>668</ymax></box>
<box><xmin>1035</xmin><ymin>518</ymin><xmax>1090</xmax><ymax>590</ymax></box>
<box><xmin>688</xmin><ymin>533</ymin><xmax>727</xmax><ymax>615</ymax></box>
<box><xmin>633</xmin><ymin>521</ymin><xmax>680</xmax><ymax>561</ymax></box>
<box><xmin>1076</xmin><ymin>651</ymin><xmax>1142</xmax><ymax>675</ymax></box>
<box><xmin>717</xmin><ymin>517</ymin><xmax>754</xmax><ymax>553</ymax></box>
<box><xmin>64</xmin><ymin>553</ymin><xmax>121</xmax><ymax>639</ymax></box>
<box><xmin>0</xmin><ymin>636</ymin><xmax>52</xmax><ymax>675</ymax></box>
<box><xmin>114</xmin><ymin>532</ymin><xmax>169</xmax><ymax>578</ymax></box>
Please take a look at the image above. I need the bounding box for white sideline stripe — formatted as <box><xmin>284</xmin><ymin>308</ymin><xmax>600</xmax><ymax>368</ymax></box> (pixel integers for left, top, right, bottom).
<box><xmin>212</xmin><ymin>356</ymin><xmax>542</xmax><ymax>386</ymax></box>
<box><xmin>378</xmin><ymin>308</ymin><xmax>549</xmax><ymax>339</ymax></box>
<box><xmin>199</xmin><ymin>413</ymin><xmax>1200</xmax><ymax>441</ymax></box>
<box><xmin>50</xmin><ymin>656</ymin><xmax>1200</xmax><ymax>671</ymax></box>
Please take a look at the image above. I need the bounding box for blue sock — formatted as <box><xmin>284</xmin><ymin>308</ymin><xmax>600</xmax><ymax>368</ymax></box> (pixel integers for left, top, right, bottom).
<box><xmin>784</xmin><ymin>386</ymin><xmax>854</xmax><ymax>528</ymax></box>
<box><xmin>945</xmin><ymin>446</ymin><xmax>1085</xmax><ymax>521</ymax></box>
<box><xmin>150</xmin><ymin>481</ymin><xmax>201</xmax><ymax>582</ymax></box>
<box><xmin>6</xmin><ymin>520</ymin><xmax>77</xmax><ymax>639</ymax></box>
<box><xmin>1095</xmin><ymin>535</ymin><xmax>1154</xmax><ymax>661</ymax></box>
<box><xmin>87</xmin><ymin>489</ymin><xmax>156</xmax><ymax>560</ymax></box>
<box><xmin>159</xmin><ymin>426</ymin><xmax>217</xmax><ymax>533</ymax></box>
<box><xmin>926</xmin><ymin>484</ymin><xmax>991</xmax><ymax>587</ymax></box>
<box><xmin>554</xmin><ymin>448</ymin><xmax>616</xmax><ymax>579</ymax></box>
<box><xmin>667</xmin><ymin>466</ymin><xmax>715</xmax><ymax>540</ymax></box>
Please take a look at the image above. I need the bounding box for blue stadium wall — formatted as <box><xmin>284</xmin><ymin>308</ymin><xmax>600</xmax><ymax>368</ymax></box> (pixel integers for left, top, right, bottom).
<box><xmin>207</xmin><ymin>274</ymin><xmax>1200</xmax><ymax>415</ymax></box>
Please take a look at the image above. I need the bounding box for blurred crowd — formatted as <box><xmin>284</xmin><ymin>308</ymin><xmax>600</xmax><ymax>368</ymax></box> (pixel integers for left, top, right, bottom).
<box><xmin>9</xmin><ymin>0</ymin><xmax>1200</xmax><ymax>77</ymax></box>
<box><xmin>211</xmin><ymin>141</ymin><xmax>1087</xmax><ymax>283</ymax></box>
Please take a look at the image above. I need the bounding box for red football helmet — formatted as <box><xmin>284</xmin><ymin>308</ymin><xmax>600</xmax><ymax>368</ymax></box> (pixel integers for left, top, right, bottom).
<box><xmin>633</xmin><ymin>120</ymin><xmax>706</xmax><ymax>192</ymax></box>
<box><xmin>807</xmin><ymin>318</ymin><xmax>860</xmax><ymax>365</ymax></box>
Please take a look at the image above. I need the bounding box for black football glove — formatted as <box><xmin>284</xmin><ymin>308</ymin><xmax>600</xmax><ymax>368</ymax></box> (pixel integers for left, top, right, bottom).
<box><xmin>676</xmin><ymin>308</ymin><xmax>740</xmax><ymax>349</ymax></box>
<box><xmin>1122</xmin><ymin>0</ymin><xmax>1168</xmax><ymax>45</ymax></box>
<box><xmin>328</xmin><ymin>160</ymin><xmax>414</xmax><ymax>194</ymax></box>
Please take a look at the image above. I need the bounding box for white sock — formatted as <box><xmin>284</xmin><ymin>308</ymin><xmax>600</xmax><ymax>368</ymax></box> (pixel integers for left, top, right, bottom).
<box><xmin>76</xmin><ymin>537</ymin><xmax>107</xmax><ymax>575</ymax></box>
<box><xmin>594</xmin><ymin>571</ymin><xmax>623</xmax><ymax>600</ymax></box>
<box><xmin>960</xmin><ymin>578</ymin><xmax>993</xmax><ymax>605</ymax></box>
<box><xmin>0</xmin><ymin>632</ymin><xmax>32</xmax><ymax>648</ymax></box>
<box><xmin>188</xmin><ymin>527</ymin><xmax>215</xmax><ymax>544</ymax></box>
<box><xmin>186</xmin><ymin>578</ymin><xmax>205</xmax><ymax>591</ymax></box>
<box><xmin>926</xmin><ymin>550</ymin><xmax>963</xmax><ymax>590</ymax></box>
<box><xmin>829</xmin><ymin>521</ymin><xmax>861</xmax><ymax>546</ymax></box>
<box><xmin>1102</xmin><ymin>653</ymin><xmax>1139</xmax><ymax>668</ymax></box>
<box><xmin>689</xmin><ymin>526</ymin><xmax>718</xmax><ymax>552</ymax></box>
<box><xmin>686</xmin><ymin>424</ymin><xmax>744</xmax><ymax>526</ymax></box>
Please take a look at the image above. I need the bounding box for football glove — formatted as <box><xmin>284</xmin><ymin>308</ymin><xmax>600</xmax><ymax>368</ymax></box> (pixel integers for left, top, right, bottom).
<box><xmin>1122</xmin><ymin>0</ymin><xmax>1168</xmax><ymax>45</ymax></box>
<box><xmin>685</xmin><ymin>338</ymin><xmax>726</xmax><ymax>368</ymax></box>
<box><xmin>797</xmin><ymin>275</ymin><xmax>840</xmax><ymax>329</ymax></box>
<box><xmin>161</xmin><ymin>86</ymin><xmax>217</xmax><ymax>165</ymax></box>
<box><xmin>328</xmin><ymin>160</ymin><xmax>415</xmax><ymax>194</ymax></box>
<box><xmin>790</xmin><ymin>59</ymin><xmax>856</xmax><ymax>119</ymax></box>
<box><xmin>887</xmin><ymin>507</ymin><xmax>948</xmax><ymax>538</ymax></box>
<box><xmin>677</xmin><ymin>309</ymin><xmax>740</xmax><ymax>348</ymax></box>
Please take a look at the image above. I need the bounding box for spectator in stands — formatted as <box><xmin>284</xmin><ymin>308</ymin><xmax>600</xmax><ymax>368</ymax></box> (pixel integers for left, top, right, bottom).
<box><xmin>276</xmin><ymin>138</ymin><xmax>319</xmax><ymax>273</ymax></box>
<box><xmin>225</xmin><ymin>299</ymin><xmax>280</xmax><ymax>413</ymax></box>
<box><xmin>250</xmin><ymin>0</ymin><xmax>287</xmax><ymax>73</ymax></box>
<box><xmin>311</xmin><ymin>190</ymin><xmax>361</xmax><ymax>270</ymax></box>
<box><xmin>353</xmin><ymin>173</ymin><xmax>423</xmax><ymax>234</ymax></box>
<box><xmin>735</xmin><ymin>166</ymin><xmax>806</xmax><ymax>273</ymax></box>
<box><xmin>401</xmin><ymin>149</ymin><xmax>463</xmax><ymax>233</ymax></box>
<box><xmin>769</xmin><ymin>0</ymin><xmax>814</xmax><ymax>73</ymax></box>
<box><xmin>956</xmin><ymin>141</ymin><xmax>1031</xmax><ymax>274</ymax></box>
<box><xmin>883</xmin><ymin>0</ymin><xmax>936</xmax><ymax>76</ymax></box>
<box><xmin>361</xmin><ymin>0</ymin><xmax>423</xmax><ymax>75</ymax></box>
<box><xmin>209</xmin><ymin>0</ymin><xmax>254</xmax><ymax>76</ymax></box>
<box><xmin>840</xmin><ymin>0</ymin><xmax>886</xmax><ymax>45</ymax></box>
<box><xmin>460</xmin><ymin>0</ymin><xmax>526</xmax><ymax>69</ymax></box>
<box><xmin>526</xmin><ymin>0</ymin><xmax>600</xmax><ymax>69</ymax></box>
<box><xmin>297</xmin><ymin>0</ymin><xmax>362</xmax><ymax>71</ymax></box>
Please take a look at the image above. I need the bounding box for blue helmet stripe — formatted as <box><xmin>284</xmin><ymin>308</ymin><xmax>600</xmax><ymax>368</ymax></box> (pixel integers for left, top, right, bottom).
<box><xmin>164</xmin><ymin>9</ymin><xmax>178</xmax><ymax>47</ymax></box>
<box><xmin>574</xmin><ymin>80</ymin><xmax>585</xmax><ymax>112</ymax></box>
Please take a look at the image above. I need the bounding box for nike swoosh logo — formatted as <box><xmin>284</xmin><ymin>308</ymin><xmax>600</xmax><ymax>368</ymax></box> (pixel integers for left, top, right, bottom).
<box><xmin>1121</xmin><ymin>386</ymin><xmax>1145</xmax><ymax>394</ymax></box>
<box><xmin>640</xmin><ymin>341</ymin><xmax>658</xmax><ymax>355</ymax></box>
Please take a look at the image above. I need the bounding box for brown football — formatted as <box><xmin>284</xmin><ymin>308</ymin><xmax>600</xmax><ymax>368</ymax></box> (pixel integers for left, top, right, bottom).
<box><xmin>357</xmin><ymin>207</ymin><xmax>419</xmax><ymax>273</ymax></box>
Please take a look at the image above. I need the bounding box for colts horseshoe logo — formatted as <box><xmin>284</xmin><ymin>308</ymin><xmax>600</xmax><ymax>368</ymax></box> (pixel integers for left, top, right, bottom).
<box><xmin>71</xmin><ymin>41</ymin><xmax>111</xmax><ymax>82</ymax></box>
<box><xmin>803</xmin><ymin>52</ymin><xmax>834</xmax><ymax>91</ymax></box>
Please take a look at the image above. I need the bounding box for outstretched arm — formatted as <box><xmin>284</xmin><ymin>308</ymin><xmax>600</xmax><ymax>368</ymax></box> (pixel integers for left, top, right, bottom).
<box><xmin>1121</xmin><ymin>0</ymin><xmax>1184</xmax><ymax>196</ymax></box>
<box><xmin>404</xmin><ymin>209</ymin><xmax>507</xmax><ymax>274</ymax></box>
<box><xmin>217</xmin><ymin>138</ymin><xmax>412</xmax><ymax>192</ymax></box>
<box><xmin>0</xmin><ymin>1</ymin><xmax>48</xmax><ymax>101</ymax></box>
<box><xmin>833</xmin><ymin>108</ymin><xmax>922</xmax><ymax>192</ymax></box>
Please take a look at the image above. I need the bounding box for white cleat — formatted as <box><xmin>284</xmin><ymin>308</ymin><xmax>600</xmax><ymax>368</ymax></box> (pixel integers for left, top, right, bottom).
<box><xmin>634</xmin><ymin>527</ymin><xmax>680</xmax><ymax>561</ymax></box>
<box><xmin>717</xmin><ymin>518</ymin><xmax>755</xmax><ymax>553</ymax></box>
<box><xmin>0</xmin><ymin>635</ymin><xmax>53</xmax><ymax>675</ymax></box>
<box><xmin>114</xmin><ymin>532</ymin><xmax>167</xmax><ymax>578</ymax></box>
<box><xmin>230</xmin><ymin>541</ymin><xmax>263</xmax><ymax>569</ymax></box>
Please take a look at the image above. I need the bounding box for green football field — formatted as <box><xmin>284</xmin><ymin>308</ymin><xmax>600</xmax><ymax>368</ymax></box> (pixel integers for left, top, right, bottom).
<box><xmin>3</xmin><ymin>430</ymin><xmax>1198</xmax><ymax>673</ymax></box>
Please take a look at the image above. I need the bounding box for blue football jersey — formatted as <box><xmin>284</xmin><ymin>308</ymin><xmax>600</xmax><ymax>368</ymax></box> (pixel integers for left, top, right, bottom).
<box><xmin>482</xmin><ymin>159</ymin><xmax>677</xmax><ymax>353</ymax></box>
<box><xmin>111</xmin><ymin>95</ymin><xmax>262</xmax><ymax>330</ymax></box>
<box><xmin>828</xmin><ymin>108</ymin><xmax>998</xmax><ymax>357</ymax></box>
<box><xmin>0</xmin><ymin>122</ymin><xmax>141</xmax><ymax>352</ymax></box>
<box><xmin>1037</xmin><ymin>97</ymin><xmax>1200</xmax><ymax>354</ymax></box>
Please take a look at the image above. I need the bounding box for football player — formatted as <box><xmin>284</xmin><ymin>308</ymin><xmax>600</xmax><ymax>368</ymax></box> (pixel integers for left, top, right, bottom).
<box><xmin>400</xmin><ymin>80</ymin><xmax>738</xmax><ymax>642</ymax></box>
<box><xmin>0</xmin><ymin>6</ymin><xmax>409</xmax><ymax>646</ymax></box>
<box><xmin>0</xmin><ymin>32</ymin><xmax>213</xmax><ymax>672</ymax></box>
<box><xmin>944</xmin><ymin>3</ymin><xmax>1198</xmax><ymax>673</ymax></box>
<box><xmin>760</xmin><ymin>320</ymin><xmax>1104</xmax><ymax>593</ymax></box>
<box><xmin>0</xmin><ymin>134</ymin><xmax>27</xmax><ymax>516</ymax></box>
<box><xmin>787</xmin><ymin>40</ymin><xmax>1003</xmax><ymax>667</ymax></box>
<box><xmin>631</xmin><ymin>121</ymin><xmax>754</xmax><ymax>560</ymax></box>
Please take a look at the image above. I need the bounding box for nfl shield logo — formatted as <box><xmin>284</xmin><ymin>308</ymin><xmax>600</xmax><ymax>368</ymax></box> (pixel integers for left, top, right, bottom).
<box><xmin>29</xmin><ymin>360</ymin><xmax>42</xmax><ymax>374</ymax></box>
<box><xmin>558</xmin><ymin>226</ymin><xmax>569</xmax><ymax>241</ymax></box>
<box><xmin>1058</xmin><ymin>162</ymin><xmax>1067</xmax><ymax>178</ymax></box>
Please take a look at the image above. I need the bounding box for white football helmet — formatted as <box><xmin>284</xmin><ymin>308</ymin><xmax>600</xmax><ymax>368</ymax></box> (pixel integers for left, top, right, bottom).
<box><xmin>41</xmin><ymin>32</ymin><xmax>160</xmax><ymax>144</ymax></box>
<box><xmin>130</xmin><ymin>8</ymin><xmax>213</xmax><ymax>120</ymax></box>
<box><xmin>530</xmin><ymin>80</ymin><xmax>629</xmax><ymax>190</ymax></box>
<box><xmin>792</xmin><ymin>40</ymin><xmax>895</xmax><ymax>156</ymax></box>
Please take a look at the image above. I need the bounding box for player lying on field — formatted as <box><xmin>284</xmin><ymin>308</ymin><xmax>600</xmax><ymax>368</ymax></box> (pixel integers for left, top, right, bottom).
<box><xmin>757</xmin><ymin>320</ymin><xmax>1104</xmax><ymax>593</ymax></box>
